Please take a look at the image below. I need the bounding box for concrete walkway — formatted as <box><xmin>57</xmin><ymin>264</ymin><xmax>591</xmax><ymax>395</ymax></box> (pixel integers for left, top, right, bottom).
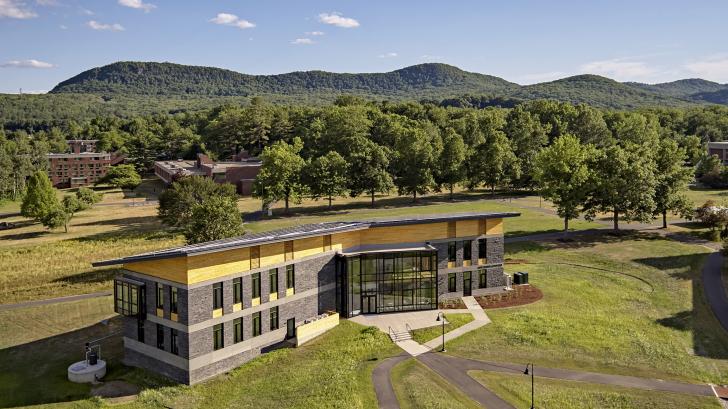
<box><xmin>423</xmin><ymin>297</ymin><xmax>491</xmax><ymax>351</ymax></box>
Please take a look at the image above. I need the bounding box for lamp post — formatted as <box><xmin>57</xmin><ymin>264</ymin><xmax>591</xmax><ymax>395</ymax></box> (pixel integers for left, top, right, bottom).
<box><xmin>435</xmin><ymin>312</ymin><xmax>447</xmax><ymax>352</ymax></box>
<box><xmin>523</xmin><ymin>363</ymin><xmax>534</xmax><ymax>409</ymax></box>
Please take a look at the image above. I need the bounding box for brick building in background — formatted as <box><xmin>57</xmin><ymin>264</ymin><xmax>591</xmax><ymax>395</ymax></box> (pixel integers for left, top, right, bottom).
<box><xmin>47</xmin><ymin>140</ymin><xmax>125</xmax><ymax>188</ymax></box>
<box><xmin>154</xmin><ymin>152</ymin><xmax>262</xmax><ymax>196</ymax></box>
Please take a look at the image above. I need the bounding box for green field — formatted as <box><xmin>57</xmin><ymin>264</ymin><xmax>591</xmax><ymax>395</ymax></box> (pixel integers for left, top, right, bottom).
<box><xmin>473</xmin><ymin>371</ymin><xmax>720</xmax><ymax>409</ymax></box>
<box><xmin>410</xmin><ymin>313</ymin><xmax>474</xmax><ymax>344</ymax></box>
<box><xmin>448</xmin><ymin>235</ymin><xmax>728</xmax><ymax>384</ymax></box>
<box><xmin>391</xmin><ymin>359</ymin><xmax>480</xmax><ymax>409</ymax></box>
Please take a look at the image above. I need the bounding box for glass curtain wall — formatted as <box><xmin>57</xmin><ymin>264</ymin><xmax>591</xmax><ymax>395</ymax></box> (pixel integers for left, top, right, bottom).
<box><xmin>340</xmin><ymin>251</ymin><xmax>437</xmax><ymax>316</ymax></box>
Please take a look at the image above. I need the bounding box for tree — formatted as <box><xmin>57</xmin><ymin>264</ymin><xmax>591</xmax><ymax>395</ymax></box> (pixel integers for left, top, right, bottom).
<box><xmin>653</xmin><ymin>138</ymin><xmax>694</xmax><ymax>228</ymax></box>
<box><xmin>347</xmin><ymin>137</ymin><xmax>394</xmax><ymax>207</ymax></box>
<box><xmin>305</xmin><ymin>151</ymin><xmax>349</xmax><ymax>208</ymax></box>
<box><xmin>473</xmin><ymin>131</ymin><xmax>520</xmax><ymax>194</ymax></box>
<box><xmin>158</xmin><ymin>176</ymin><xmax>238</xmax><ymax>228</ymax></box>
<box><xmin>254</xmin><ymin>137</ymin><xmax>306</xmax><ymax>213</ymax></box>
<box><xmin>695</xmin><ymin>154</ymin><xmax>724</xmax><ymax>187</ymax></box>
<box><xmin>436</xmin><ymin>128</ymin><xmax>466</xmax><ymax>200</ymax></box>
<box><xmin>504</xmin><ymin>106</ymin><xmax>549</xmax><ymax>189</ymax></box>
<box><xmin>534</xmin><ymin>134</ymin><xmax>595</xmax><ymax>233</ymax></box>
<box><xmin>392</xmin><ymin>126</ymin><xmax>438</xmax><ymax>201</ymax></box>
<box><xmin>99</xmin><ymin>164</ymin><xmax>142</xmax><ymax>190</ymax></box>
<box><xmin>183</xmin><ymin>196</ymin><xmax>244</xmax><ymax>244</ymax></box>
<box><xmin>21</xmin><ymin>170</ymin><xmax>58</xmax><ymax>221</ymax></box>
<box><xmin>41</xmin><ymin>205</ymin><xmax>70</xmax><ymax>232</ymax></box>
<box><xmin>75</xmin><ymin>187</ymin><xmax>102</xmax><ymax>209</ymax></box>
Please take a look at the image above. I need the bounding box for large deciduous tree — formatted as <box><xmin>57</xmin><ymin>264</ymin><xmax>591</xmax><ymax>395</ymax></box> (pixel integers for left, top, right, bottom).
<box><xmin>392</xmin><ymin>126</ymin><xmax>438</xmax><ymax>202</ymax></box>
<box><xmin>254</xmin><ymin>137</ymin><xmax>306</xmax><ymax>213</ymax></box>
<box><xmin>305</xmin><ymin>151</ymin><xmax>349</xmax><ymax>208</ymax></box>
<box><xmin>98</xmin><ymin>164</ymin><xmax>142</xmax><ymax>190</ymax></box>
<box><xmin>653</xmin><ymin>138</ymin><xmax>693</xmax><ymax>228</ymax></box>
<box><xmin>158</xmin><ymin>176</ymin><xmax>238</xmax><ymax>228</ymax></box>
<box><xmin>436</xmin><ymin>128</ymin><xmax>466</xmax><ymax>200</ymax></box>
<box><xmin>347</xmin><ymin>137</ymin><xmax>394</xmax><ymax>207</ymax></box>
<box><xmin>534</xmin><ymin>134</ymin><xmax>595</xmax><ymax>233</ymax></box>
<box><xmin>183</xmin><ymin>195</ymin><xmax>244</xmax><ymax>244</ymax></box>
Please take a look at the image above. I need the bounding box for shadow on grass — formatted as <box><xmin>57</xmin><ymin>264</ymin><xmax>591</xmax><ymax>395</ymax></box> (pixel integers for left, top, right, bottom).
<box><xmin>633</xmin><ymin>253</ymin><xmax>707</xmax><ymax>280</ymax></box>
<box><xmin>671</xmin><ymin>221</ymin><xmax>708</xmax><ymax>231</ymax></box>
<box><xmin>52</xmin><ymin>267</ymin><xmax>119</xmax><ymax>286</ymax></box>
<box><xmin>0</xmin><ymin>230</ymin><xmax>46</xmax><ymax>241</ymax></box>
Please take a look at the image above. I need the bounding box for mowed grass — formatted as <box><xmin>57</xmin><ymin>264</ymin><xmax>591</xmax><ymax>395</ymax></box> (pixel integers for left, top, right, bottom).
<box><xmin>447</xmin><ymin>234</ymin><xmax>728</xmax><ymax>384</ymax></box>
<box><xmin>473</xmin><ymin>371</ymin><xmax>721</xmax><ymax>409</ymax></box>
<box><xmin>391</xmin><ymin>359</ymin><xmax>480</xmax><ymax>409</ymax></box>
<box><xmin>410</xmin><ymin>313</ymin><xmax>474</xmax><ymax>344</ymax></box>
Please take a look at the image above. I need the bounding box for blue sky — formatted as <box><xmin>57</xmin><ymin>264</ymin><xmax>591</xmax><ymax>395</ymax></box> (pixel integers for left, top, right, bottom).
<box><xmin>1</xmin><ymin>0</ymin><xmax>728</xmax><ymax>93</ymax></box>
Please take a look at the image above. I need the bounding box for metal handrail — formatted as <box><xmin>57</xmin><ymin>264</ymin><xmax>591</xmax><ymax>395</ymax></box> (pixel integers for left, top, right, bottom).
<box><xmin>388</xmin><ymin>326</ymin><xmax>394</xmax><ymax>340</ymax></box>
<box><xmin>405</xmin><ymin>323</ymin><xmax>412</xmax><ymax>333</ymax></box>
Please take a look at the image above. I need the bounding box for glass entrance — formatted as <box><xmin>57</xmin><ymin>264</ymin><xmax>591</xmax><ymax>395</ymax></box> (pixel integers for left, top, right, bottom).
<box><xmin>463</xmin><ymin>271</ymin><xmax>472</xmax><ymax>296</ymax></box>
<box><xmin>362</xmin><ymin>294</ymin><xmax>377</xmax><ymax>314</ymax></box>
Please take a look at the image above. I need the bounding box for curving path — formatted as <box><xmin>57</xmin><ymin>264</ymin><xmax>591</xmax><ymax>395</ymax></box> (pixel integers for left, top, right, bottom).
<box><xmin>372</xmin><ymin>354</ymin><xmax>410</xmax><ymax>409</ymax></box>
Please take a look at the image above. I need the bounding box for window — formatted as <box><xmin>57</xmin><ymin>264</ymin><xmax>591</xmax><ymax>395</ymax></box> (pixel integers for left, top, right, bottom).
<box><xmin>269</xmin><ymin>269</ymin><xmax>278</xmax><ymax>295</ymax></box>
<box><xmin>114</xmin><ymin>279</ymin><xmax>144</xmax><ymax>317</ymax></box>
<box><xmin>270</xmin><ymin>307</ymin><xmax>279</xmax><ymax>330</ymax></box>
<box><xmin>213</xmin><ymin>282</ymin><xmax>223</xmax><ymax>310</ymax></box>
<box><xmin>250</xmin><ymin>246</ymin><xmax>260</xmax><ymax>269</ymax></box>
<box><xmin>479</xmin><ymin>269</ymin><xmax>487</xmax><ymax>289</ymax></box>
<box><xmin>252</xmin><ymin>273</ymin><xmax>261</xmax><ymax>299</ymax></box>
<box><xmin>213</xmin><ymin>324</ymin><xmax>224</xmax><ymax>350</ymax></box>
<box><xmin>463</xmin><ymin>240</ymin><xmax>472</xmax><ymax>261</ymax></box>
<box><xmin>170</xmin><ymin>329</ymin><xmax>179</xmax><ymax>355</ymax></box>
<box><xmin>286</xmin><ymin>265</ymin><xmax>295</xmax><ymax>290</ymax></box>
<box><xmin>156</xmin><ymin>324</ymin><xmax>164</xmax><ymax>350</ymax></box>
<box><xmin>448</xmin><ymin>273</ymin><xmax>457</xmax><ymax>292</ymax></box>
<box><xmin>478</xmin><ymin>239</ymin><xmax>487</xmax><ymax>260</ymax></box>
<box><xmin>170</xmin><ymin>287</ymin><xmax>178</xmax><ymax>314</ymax></box>
<box><xmin>284</xmin><ymin>241</ymin><xmax>294</xmax><ymax>261</ymax></box>
<box><xmin>252</xmin><ymin>312</ymin><xmax>262</xmax><ymax>337</ymax></box>
<box><xmin>233</xmin><ymin>278</ymin><xmax>242</xmax><ymax>304</ymax></box>
<box><xmin>234</xmin><ymin>318</ymin><xmax>243</xmax><ymax>343</ymax></box>
<box><xmin>323</xmin><ymin>235</ymin><xmax>332</xmax><ymax>251</ymax></box>
<box><xmin>156</xmin><ymin>283</ymin><xmax>164</xmax><ymax>309</ymax></box>
<box><xmin>448</xmin><ymin>242</ymin><xmax>456</xmax><ymax>262</ymax></box>
<box><xmin>137</xmin><ymin>320</ymin><xmax>145</xmax><ymax>343</ymax></box>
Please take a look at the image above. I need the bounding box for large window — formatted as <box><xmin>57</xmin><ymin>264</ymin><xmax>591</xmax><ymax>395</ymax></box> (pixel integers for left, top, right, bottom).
<box><xmin>213</xmin><ymin>282</ymin><xmax>223</xmax><ymax>310</ymax></box>
<box><xmin>252</xmin><ymin>273</ymin><xmax>261</xmax><ymax>299</ymax></box>
<box><xmin>478</xmin><ymin>239</ymin><xmax>487</xmax><ymax>260</ymax></box>
<box><xmin>156</xmin><ymin>283</ymin><xmax>164</xmax><ymax>309</ymax></box>
<box><xmin>233</xmin><ymin>278</ymin><xmax>242</xmax><ymax>304</ymax></box>
<box><xmin>479</xmin><ymin>269</ymin><xmax>487</xmax><ymax>288</ymax></box>
<box><xmin>269</xmin><ymin>269</ymin><xmax>278</xmax><ymax>295</ymax></box>
<box><xmin>234</xmin><ymin>318</ymin><xmax>243</xmax><ymax>343</ymax></box>
<box><xmin>448</xmin><ymin>242</ymin><xmax>456</xmax><ymax>263</ymax></box>
<box><xmin>170</xmin><ymin>329</ymin><xmax>179</xmax><ymax>355</ymax></box>
<box><xmin>286</xmin><ymin>265</ymin><xmax>295</xmax><ymax>291</ymax></box>
<box><xmin>463</xmin><ymin>240</ymin><xmax>472</xmax><ymax>261</ymax></box>
<box><xmin>213</xmin><ymin>324</ymin><xmax>224</xmax><ymax>350</ymax></box>
<box><xmin>170</xmin><ymin>287</ymin><xmax>178</xmax><ymax>314</ymax></box>
<box><xmin>270</xmin><ymin>306</ymin><xmax>279</xmax><ymax>330</ymax></box>
<box><xmin>114</xmin><ymin>279</ymin><xmax>144</xmax><ymax>317</ymax></box>
<box><xmin>448</xmin><ymin>273</ymin><xmax>457</xmax><ymax>292</ymax></box>
<box><xmin>156</xmin><ymin>324</ymin><xmax>164</xmax><ymax>350</ymax></box>
<box><xmin>342</xmin><ymin>251</ymin><xmax>437</xmax><ymax>316</ymax></box>
<box><xmin>252</xmin><ymin>312</ymin><xmax>261</xmax><ymax>337</ymax></box>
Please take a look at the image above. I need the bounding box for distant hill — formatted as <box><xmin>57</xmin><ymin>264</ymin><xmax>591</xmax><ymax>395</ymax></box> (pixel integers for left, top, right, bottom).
<box><xmin>48</xmin><ymin>61</ymin><xmax>728</xmax><ymax>109</ymax></box>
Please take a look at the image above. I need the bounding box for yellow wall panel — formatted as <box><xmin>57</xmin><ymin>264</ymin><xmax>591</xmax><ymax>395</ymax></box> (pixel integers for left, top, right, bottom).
<box><xmin>125</xmin><ymin>257</ymin><xmax>188</xmax><ymax>284</ymax></box>
<box><xmin>486</xmin><ymin>218</ymin><xmax>503</xmax><ymax>235</ymax></box>
<box><xmin>456</xmin><ymin>220</ymin><xmax>480</xmax><ymax>237</ymax></box>
<box><xmin>332</xmin><ymin>231</ymin><xmax>361</xmax><ymax>251</ymax></box>
<box><xmin>260</xmin><ymin>242</ymin><xmax>285</xmax><ymax>267</ymax></box>
<box><xmin>360</xmin><ymin>222</ymin><xmax>449</xmax><ymax>245</ymax></box>
<box><xmin>294</xmin><ymin>236</ymin><xmax>324</xmax><ymax>259</ymax></box>
<box><xmin>187</xmin><ymin>247</ymin><xmax>250</xmax><ymax>284</ymax></box>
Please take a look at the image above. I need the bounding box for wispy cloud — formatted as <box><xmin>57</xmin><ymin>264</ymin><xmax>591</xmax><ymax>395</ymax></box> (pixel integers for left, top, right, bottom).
<box><xmin>87</xmin><ymin>20</ymin><xmax>125</xmax><ymax>31</ymax></box>
<box><xmin>378</xmin><ymin>52</ymin><xmax>398</xmax><ymax>58</ymax></box>
<box><xmin>420</xmin><ymin>54</ymin><xmax>443</xmax><ymax>61</ymax></box>
<box><xmin>0</xmin><ymin>59</ymin><xmax>55</xmax><ymax>68</ymax></box>
<box><xmin>305</xmin><ymin>31</ymin><xmax>324</xmax><ymax>36</ymax></box>
<box><xmin>0</xmin><ymin>0</ymin><xmax>37</xmax><ymax>19</ymax></box>
<box><xmin>517</xmin><ymin>71</ymin><xmax>569</xmax><ymax>84</ymax></box>
<box><xmin>318</xmin><ymin>12</ymin><xmax>359</xmax><ymax>28</ymax></box>
<box><xmin>209</xmin><ymin>13</ymin><xmax>255</xmax><ymax>29</ymax></box>
<box><xmin>78</xmin><ymin>6</ymin><xmax>93</xmax><ymax>15</ymax></box>
<box><xmin>291</xmin><ymin>38</ymin><xmax>314</xmax><ymax>45</ymax></box>
<box><xmin>579</xmin><ymin>58</ymin><xmax>655</xmax><ymax>81</ymax></box>
<box><xmin>685</xmin><ymin>55</ymin><xmax>728</xmax><ymax>83</ymax></box>
<box><xmin>118</xmin><ymin>0</ymin><xmax>155</xmax><ymax>12</ymax></box>
<box><xmin>35</xmin><ymin>0</ymin><xmax>58</xmax><ymax>6</ymax></box>
<box><xmin>59</xmin><ymin>24</ymin><xmax>66</xmax><ymax>29</ymax></box>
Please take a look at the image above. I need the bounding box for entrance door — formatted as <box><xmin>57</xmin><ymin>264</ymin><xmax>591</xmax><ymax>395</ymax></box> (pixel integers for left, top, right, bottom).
<box><xmin>362</xmin><ymin>294</ymin><xmax>377</xmax><ymax>314</ymax></box>
<box><xmin>463</xmin><ymin>272</ymin><xmax>472</xmax><ymax>296</ymax></box>
<box><xmin>286</xmin><ymin>318</ymin><xmax>295</xmax><ymax>339</ymax></box>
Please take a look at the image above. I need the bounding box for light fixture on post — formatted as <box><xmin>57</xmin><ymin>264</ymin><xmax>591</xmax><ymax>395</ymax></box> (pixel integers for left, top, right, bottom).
<box><xmin>435</xmin><ymin>312</ymin><xmax>447</xmax><ymax>352</ymax></box>
<box><xmin>523</xmin><ymin>363</ymin><xmax>534</xmax><ymax>409</ymax></box>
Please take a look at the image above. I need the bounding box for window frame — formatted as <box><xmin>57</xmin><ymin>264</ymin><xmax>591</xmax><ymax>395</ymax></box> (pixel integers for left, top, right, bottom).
<box><xmin>170</xmin><ymin>329</ymin><xmax>179</xmax><ymax>355</ymax></box>
<box><xmin>478</xmin><ymin>238</ymin><xmax>487</xmax><ymax>259</ymax></box>
<box><xmin>448</xmin><ymin>273</ymin><xmax>457</xmax><ymax>292</ymax></box>
<box><xmin>156</xmin><ymin>324</ymin><xmax>164</xmax><ymax>350</ymax></box>
<box><xmin>213</xmin><ymin>282</ymin><xmax>223</xmax><ymax>310</ymax></box>
<box><xmin>286</xmin><ymin>265</ymin><xmax>295</xmax><ymax>290</ymax></box>
<box><xmin>463</xmin><ymin>240</ymin><xmax>472</xmax><ymax>261</ymax></box>
<box><xmin>269</xmin><ymin>269</ymin><xmax>278</xmax><ymax>294</ymax></box>
<box><xmin>252</xmin><ymin>273</ymin><xmax>261</xmax><ymax>299</ymax></box>
<box><xmin>447</xmin><ymin>242</ymin><xmax>456</xmax><ymax>262</ymax></box>
<box><xmin>479</xmin><ymin>269</ymin><xmax>487</xmax><ymax>288</ymax></box>
<box><xmin>270</xmin><ymin>306</ymin><xmax>279</xmax><ymax>331</ymax></box>
<box><xmin>156</xmin><ymin>283</ymin><xmax>164</xmax><ymax>309</ymax></box>
<box><xmin>170</xmin><ymin>286</ymin><xmax>178</xmax><ymax>314</ymax></box>
<box><xmin>252</xmin><ymin>312</ymin><xmax>262</xmax><ymax>337</ymax></box>
<box><xmin>213</xmin><ymin>324</ymin><xmax>224</xmax><ymax>350</ymax></box>
<box><xmin>234</xmin><ymin>317</ymin><xmax>243</xmax><ymax>343</ymax></box>
<box><xmin>233</xmin><ymin>277</ymin><xmax>242</xmax><ymax>304</ymax></box>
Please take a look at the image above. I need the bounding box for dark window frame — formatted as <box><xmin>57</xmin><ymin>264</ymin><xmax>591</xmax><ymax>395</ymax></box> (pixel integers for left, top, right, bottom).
<box><xmin>156</xmin><ymin>324</ymin><xmax>164</xmax><ymax>350</ymax></box>
<box><xmin>170</xmin><ymin>286</ymin><xmax>178</xmax><ymax>314</ymax></box>
<box><xmin>286</xmin><ymin>265</ymin><xmax>295</xmax><ymax>290</ymax></box>
<box><xmin>448</xmin><ymin>242</ymin><xmax>456</xmax><ymax>262</ymax></box>
<box><xmin>213</xmin><ymin>282</ymin><xmax>223</xmax><ymax>310</ymax></box>
<box><xmin>478</xmin><ymin>238</ymin><xmax>487</xmax><ymax>259</ymax></box>
<box><xmin>156</xmin><ymin>283</ymin><xmax>164</xmax><ymax>309</ymax></box>
<box><xmin>270</xmin><ymin>306</ymin><xmax>279</xmax><ymax>331</ymax></box>
<box><xmin>252</xmin><ymin>273</ymin><xmax>261</xmax><ymax>299</ymax></box>
<box><xmin>213</xmin><ymin>324</ymin><xmax>224</xmax><ymax>350</ymax></box>
<box><xmin>252</xmin><ymin>312</ymin><xmax>262</xmax><ymax>337</ymax></box>
<box><xmin>448</xmin><ymin>273</ymin><xmax>457</xmax><ymax>292</ymax></box>
<box><xmin>269</xmin><ymin>269</ymin><xmax>278</xmax><ymax>294</ymax></box>
<box><xmin>234</xmin><ymin>317</ymin><xmax>243</xmax><ymax>343</ymax></box>
<box><xmin>463</xmin><ymin>240</ymin><xmax>472</xmax><ymax>261</ymax></box>
<box><xmin>233</xmin><ymin>277</ymin><xmax>242</xmax><ymax>304</ymax></box>
<box><xmin>170</xmin><ymin>329</ymin><xmax>179</xmax><ymax>355</ymax></box>
<box><xmin>479</xmin><ymin>269</ymin><xmax>487</xmax><ymax>288</ymax></box>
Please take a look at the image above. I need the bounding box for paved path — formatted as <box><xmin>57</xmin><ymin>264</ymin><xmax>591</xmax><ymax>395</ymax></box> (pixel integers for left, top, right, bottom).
<box><xmin>0</xmin><ymin>291</ymin><xmax>112</xmax><ymax>311</ymax></box>
<box><xmin>372</xmin><ymin>354</ymin><xmax>410</xmax><ymax>409</ymax></box>
<box><xmin>423</xmin><ymin>297</ymin><xmax>491</xmax><ymax>351</ymax></box>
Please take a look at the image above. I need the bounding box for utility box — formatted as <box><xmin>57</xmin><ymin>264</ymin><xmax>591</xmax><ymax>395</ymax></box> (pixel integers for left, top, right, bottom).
<box><xmin>513</xmin><ymin>272</ymin><xmax>523</xmax><ymax>284</ymax></box>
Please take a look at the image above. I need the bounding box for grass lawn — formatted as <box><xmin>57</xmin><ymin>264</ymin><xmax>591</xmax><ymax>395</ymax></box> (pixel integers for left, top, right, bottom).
<box><xmin>410</xmin><ymin>313</ymin><xmax>474</xmax><ymax>344</ymax></box>
<box><xmin>391</xmin><ymin>359</ymin><xmax>480</xmax><ymax>409</ymax></box>
<box><xmin>447</xmin><ymin>234</ymin><xmax>728</xmax><ymax>384</ymax></box>
<box><xmin>473</xmin><ymin>371</ymin><xmax>721</xmax><ymax>409</ymax></box>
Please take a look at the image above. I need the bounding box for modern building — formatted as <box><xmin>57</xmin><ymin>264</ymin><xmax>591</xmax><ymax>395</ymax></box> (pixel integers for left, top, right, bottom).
<box><xmin>707</xmin><ymin>141</ymin><xmax>728</xmax><ymax>165</ymax></box>
<box><xmin>47</xmin><ymin>140</ymin><xmax>125</xmax><ymax>188</ymax></box>
<box><xmin>93</xmin><ymin>212</ymin><xmax>518</xmax><ymax>384</ymax></box>
<box><xmin>154</xmin><ymin>152</ymin><xmax>262</xmax><ymax>196</ymax></box>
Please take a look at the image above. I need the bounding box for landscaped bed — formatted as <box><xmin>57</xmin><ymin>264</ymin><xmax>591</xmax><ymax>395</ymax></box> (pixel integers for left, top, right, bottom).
<box><xmin>475</xmin><ymin>284</ymin><xmax>543</xmax><ymax>309</ymax></box>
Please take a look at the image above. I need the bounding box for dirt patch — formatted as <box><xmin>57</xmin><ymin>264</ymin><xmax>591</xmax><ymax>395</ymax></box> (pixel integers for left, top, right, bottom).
<box><xmin>91</xmin><ymin>380</ymin><xmax>140</xmax><ymax>400</ymax></box>
<box><xmin>438</xmin><ymin>298</ymin><xmax>466</xmax><ymax>309</ymax></box>
<box><xmin>475</xmin><ymin>285</ymin><xmax>543</xmax><ymax>309</ymax></box>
